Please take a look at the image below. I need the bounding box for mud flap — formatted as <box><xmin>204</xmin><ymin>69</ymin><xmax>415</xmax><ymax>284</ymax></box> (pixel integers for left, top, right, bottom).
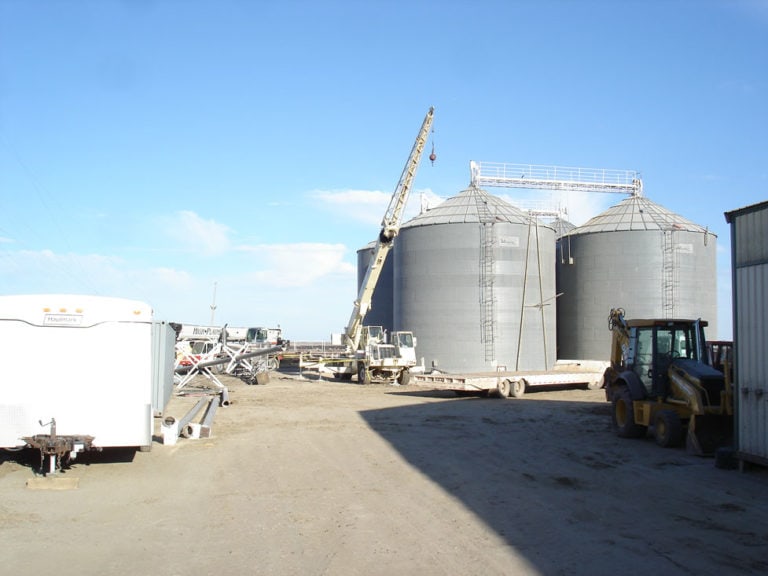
<box><xmin>685</xmin><ymin>414</ymin><xmax>734</xmax><ymax>457</ymax></box>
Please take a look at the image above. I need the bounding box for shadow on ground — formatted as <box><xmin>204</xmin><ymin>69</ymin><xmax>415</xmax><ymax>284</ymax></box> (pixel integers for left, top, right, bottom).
<box><xmin>359</xmin><ymin>391</ymin><xmax>768</xmax><ymax>575</ymax></box>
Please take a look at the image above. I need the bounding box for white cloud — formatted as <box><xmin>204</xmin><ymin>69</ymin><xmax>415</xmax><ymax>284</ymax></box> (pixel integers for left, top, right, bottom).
<box><xmin>495</xmin><ymin>190</ymin><xmax>614</xmax><ymax>226</ymax></box>
<box><xmin>236</xmin><ymin>242</ymin><xmax>353</xmax><ymax>287</ymax></box>
<box><xmin>310</xmin><ymin>187</ymin><xmax>440</xmax><ymax>226</ymax></box>
<box><xmin>164</xmin><ymin>211</ymin><xmax>232</xmax><ymax>256</ymax></box>
<box><xmin>148</xmin><ymin>267</ymin><xmax>194</xmax><ymax>291</ymax></box>
<box><xmin>310</xmin><ymin>189</ymin><xmax>391</xmax><ymax>226</ymax></box>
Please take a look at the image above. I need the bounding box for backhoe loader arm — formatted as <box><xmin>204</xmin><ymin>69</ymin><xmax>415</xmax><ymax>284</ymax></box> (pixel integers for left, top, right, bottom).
<box><xmin>608</xmin><ymin>308</ymin><xmax>631</xmax><ymax>368</ymax></box>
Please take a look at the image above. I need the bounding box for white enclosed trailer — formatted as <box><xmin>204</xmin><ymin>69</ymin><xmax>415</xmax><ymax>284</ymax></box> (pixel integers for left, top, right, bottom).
<box><xmin>0</xmin><ymin>294</ymin><xmax>174</xmax><ymax>470</ymax></box>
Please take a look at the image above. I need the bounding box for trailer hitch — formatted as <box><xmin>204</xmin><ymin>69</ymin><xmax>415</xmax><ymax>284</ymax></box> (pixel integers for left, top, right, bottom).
<box><xmin>23</xmin><ymin>418</ymin><xmax>96</xmax><ymax>475</ymax></box>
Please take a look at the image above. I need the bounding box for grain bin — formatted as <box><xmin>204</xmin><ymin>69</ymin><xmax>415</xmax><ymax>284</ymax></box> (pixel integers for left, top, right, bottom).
<box><xmin>356</xmin><ymin>241</ymin><xmax>394</xmax><ymax>333</ymax></box>
<box><xmin>557</xmin><ymin>194</ymin><xmax>718</xmax><ymax>361</ymax></box>
<box><xmin>393</xmin><ymin>186</ymin><xmax>557</xmax><ymax>373</ymax></box>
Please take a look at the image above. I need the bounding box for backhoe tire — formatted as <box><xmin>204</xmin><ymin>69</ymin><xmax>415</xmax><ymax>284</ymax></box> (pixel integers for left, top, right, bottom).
<box><xmin>612</xmin><ymin>387</ymin><xmax>645</xmax><ymax>438</ymax></box>
<box><xmin>654</xmin><ymin>409</ymin><xmax>684</xmax><ymax>447</ymax></box>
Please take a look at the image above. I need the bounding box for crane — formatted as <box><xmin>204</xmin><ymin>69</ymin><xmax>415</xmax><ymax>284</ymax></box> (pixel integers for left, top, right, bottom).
<box><xmin>343</xmin><ymin>106</ymin><xmax>435</xmax><ymax>351</ymax></box>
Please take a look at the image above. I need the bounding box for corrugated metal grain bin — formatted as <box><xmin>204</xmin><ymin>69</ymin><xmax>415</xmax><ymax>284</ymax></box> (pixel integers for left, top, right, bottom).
<box><xmin>557</xmin><ymin>195</ymin><xmax>718</xmax><ymax>361</ymax></box>
<box><xmin>725</xmin><ymin>200</ymin><xmax>768</xmax><ymax>467</ymax></box>
<box><xmin>394</xmin><ymin>186</ymin><xmax>557</xmax><ymax>373</ymax></box>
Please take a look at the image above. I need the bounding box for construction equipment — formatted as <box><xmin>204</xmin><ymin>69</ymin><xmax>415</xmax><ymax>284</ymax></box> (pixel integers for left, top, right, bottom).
<box><xmin>328</xmin><ymin>107</ymin><xmax>434</xmax><ymax>384</ymax></box>
<box><xmin>604</xmin><ymin>308</ymin><xmax>733</xmax><ymax>455</ymax></box>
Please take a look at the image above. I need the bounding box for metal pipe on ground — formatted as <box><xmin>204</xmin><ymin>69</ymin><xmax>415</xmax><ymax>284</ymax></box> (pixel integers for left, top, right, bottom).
<box><xmin>194</xmin><ymin>346</ymin><xmax>283</xmax><ymax>370</ymax></box>
<box><xmin>165</xmin><ymin>396</ymin><xmax>209</xmax><ymax>444</ymax></box>
<box><xmin>199</xmin><ymin>395</ymin><xmax>220</xmax><ymax>438</ymax></box>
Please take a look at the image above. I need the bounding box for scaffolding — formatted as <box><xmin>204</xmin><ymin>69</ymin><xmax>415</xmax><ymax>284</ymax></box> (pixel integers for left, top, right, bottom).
<box><xmin>470</xmin><ymin>161</ymin><xmax>642</xmax><ymax>196</ymax></box>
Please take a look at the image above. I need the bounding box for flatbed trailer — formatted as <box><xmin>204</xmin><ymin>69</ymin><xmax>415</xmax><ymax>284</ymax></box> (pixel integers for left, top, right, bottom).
<box><xmin>409</xmin><ymin>360</ymin><xmax>609</xmax><ymax>398</ymax></box>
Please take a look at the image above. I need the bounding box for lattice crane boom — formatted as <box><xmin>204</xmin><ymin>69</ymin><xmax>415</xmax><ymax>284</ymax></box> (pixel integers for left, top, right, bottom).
<box><xmin>344</xmin><ymin>107</ymin><xmax>434</xmax><ymax>351</ymax></box>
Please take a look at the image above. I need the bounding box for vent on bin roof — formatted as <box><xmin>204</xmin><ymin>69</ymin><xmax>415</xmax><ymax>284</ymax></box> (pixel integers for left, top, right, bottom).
<box><xmin>570</xmin><ymin>195</ymin><xmax>708</xmax><ymax>234</ymax></box>
<box><xmin>403</xmin><ymin>185</ymin><xmax>531</xmax><ymax>227</ymax></box>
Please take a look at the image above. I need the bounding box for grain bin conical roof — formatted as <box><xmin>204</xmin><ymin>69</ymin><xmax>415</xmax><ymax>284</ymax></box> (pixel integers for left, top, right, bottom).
<box><xmin>550</xmin><ymin>217</ymin><xmax>577</xmax><ymax>238</ymax></box>
<box><xmin>569</xmin><ymin>195</ymin><xmax>709</xmax><ymax>234</ymax></box>
<box><xmin>403</xmin><ymin>185</ymin><xmax>531</xmax><ymax>227</ymax></box>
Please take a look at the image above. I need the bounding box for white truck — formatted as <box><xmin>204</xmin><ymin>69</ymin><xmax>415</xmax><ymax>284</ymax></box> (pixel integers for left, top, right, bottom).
<box><xmin>0</xmin><ymin>294</ymin><xmax>175</xmax><ymax>473</ymax></box>
<box><xmin>176</xmin><ymin>324</ymin><xmax>283</xmax><ymax>345</ymax></box>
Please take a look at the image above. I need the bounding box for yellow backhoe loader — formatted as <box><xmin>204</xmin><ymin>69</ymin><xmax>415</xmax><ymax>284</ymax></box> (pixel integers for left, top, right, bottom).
<box><xmin>604</xmin><ymin>308</ymin><xmax>733</xmax><ymax>455</ymax></box>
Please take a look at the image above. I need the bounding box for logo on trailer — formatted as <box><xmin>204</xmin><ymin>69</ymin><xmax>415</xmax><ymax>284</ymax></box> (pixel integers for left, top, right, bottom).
<box><xmin>43</xmin><ymin>314</ymin><xmax>83</xmax><ymax>327</ymax></box>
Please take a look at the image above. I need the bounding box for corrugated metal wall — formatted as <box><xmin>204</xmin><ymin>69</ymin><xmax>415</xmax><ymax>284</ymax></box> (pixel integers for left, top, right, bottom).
<box><xmin>728</xmin><ymin>201</ymin><xmax>768</xmax><ymax>465</ymax></box>
<box><xmin>557</xmin><ymin>196</ymin><xmax>718</xmax><ymax>361</ymax></box>
<box><xmin>394</xmin><ymin>187</ymin><xmax>557</xmax><ymax>373</ymax></box>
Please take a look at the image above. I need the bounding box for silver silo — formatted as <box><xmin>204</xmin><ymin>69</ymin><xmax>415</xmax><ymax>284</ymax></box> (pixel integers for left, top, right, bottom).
<box><xmin>556</xmin><ymin>194</ymin><xmax>718</xmax><ymax>361</ymax></box>
<box><xmin>356</xmin><ymin>241</ymin><xmax>394</xmax><ymax>333</ymax></box>
<box><xmin>393</xmin><ymin>186</ymin><xmax>557</xmax><ymax>373</ymax></box>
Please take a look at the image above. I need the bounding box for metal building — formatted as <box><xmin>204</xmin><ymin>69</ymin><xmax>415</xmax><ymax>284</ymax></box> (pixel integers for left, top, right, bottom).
<box><xmin>725</xmin><ymin>200</ymin><xmax>768</xmax><ymax>467</ymax></box>
<box><xmin>556</xmin><ymin>194</ymin><xmax>718</xmax><ymax>361</ymax></box>
<box><xmin>393</xmin><ymin>186</ymin><xmax>557</xmax><ymax>373</ymax></box>
<box><xmin>356</xmin><ymin>241</ymin><xmax>394</xmax><ymax>333</ymax></box>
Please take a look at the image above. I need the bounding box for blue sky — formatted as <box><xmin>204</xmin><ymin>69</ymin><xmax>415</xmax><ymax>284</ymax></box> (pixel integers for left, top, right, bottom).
<box><xmin>1</xmin><ymin>0</ymin><xmax>766</xmax><ymax>341</ymax></box>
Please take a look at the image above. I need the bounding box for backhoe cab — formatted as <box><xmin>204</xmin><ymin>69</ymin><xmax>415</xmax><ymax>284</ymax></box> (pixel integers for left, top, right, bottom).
<box><xmin>605</xmin><ymin>308</ymin><xmax>733</xmax><ymax>456</ymax></box>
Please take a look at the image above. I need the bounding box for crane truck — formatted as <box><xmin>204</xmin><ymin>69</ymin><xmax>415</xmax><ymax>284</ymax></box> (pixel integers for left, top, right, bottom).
<box><xmin>604</xmin><ymin>308</ymin><xmax>733</xmax><ymax>456</ymax></box>
<box><xmin>323</xmin><ymin>107</ymin><xmax>434</xmax><ymax>385</ymax></box>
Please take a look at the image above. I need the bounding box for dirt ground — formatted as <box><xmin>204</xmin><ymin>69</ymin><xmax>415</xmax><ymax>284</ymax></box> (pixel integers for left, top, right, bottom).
<box><xmin>2</xmin><ymin>370</ymin><xmax>767</xmax><ymax>576</ymax></box>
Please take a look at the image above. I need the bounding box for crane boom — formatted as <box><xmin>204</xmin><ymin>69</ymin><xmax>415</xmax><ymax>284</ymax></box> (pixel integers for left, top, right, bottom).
<box><xmin>344</xmin><ymin>107</ymin><xmax>434</xmax><ymax>350</ymax></box>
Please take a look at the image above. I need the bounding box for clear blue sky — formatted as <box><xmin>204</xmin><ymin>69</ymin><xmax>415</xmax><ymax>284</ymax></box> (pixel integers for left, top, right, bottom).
<box><xmin>1</xmin><ymin>0</ymin><xmax>766</xmax><ymax>341</ymax></box>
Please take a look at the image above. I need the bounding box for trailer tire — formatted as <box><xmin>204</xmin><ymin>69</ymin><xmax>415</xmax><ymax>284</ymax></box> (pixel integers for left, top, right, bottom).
<box><xmin>494</xmin><ymin>379</ymin><xmax>511</xmax><ymax>398</ymax></box>
<box><xmin>654</xmin><ymin>409</ymin><xmax>683</xmax><ymax>447</ymax></box>
<box><xmin>613</xmin><ymin>387</ymin><xmax>645</xmax><ymax>438</ymax></box>
<box><xmin>510</xmin><ymin>379</ymin><xmax>526</xmax><ymax>398</ymax></box>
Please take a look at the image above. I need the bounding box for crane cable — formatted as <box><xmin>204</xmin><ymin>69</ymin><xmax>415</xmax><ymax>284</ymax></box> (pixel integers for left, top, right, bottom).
<box><xmin>429</xmin><ymin>128</ymin><xmax>437</xmax><ymax>166</ymax></box>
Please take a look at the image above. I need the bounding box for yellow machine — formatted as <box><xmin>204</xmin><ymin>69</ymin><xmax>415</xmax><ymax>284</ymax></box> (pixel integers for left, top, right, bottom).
<box><xmin>604</xmin><ymin>308</ymin><xmax>733</xmax><ymax>455</ymax></box>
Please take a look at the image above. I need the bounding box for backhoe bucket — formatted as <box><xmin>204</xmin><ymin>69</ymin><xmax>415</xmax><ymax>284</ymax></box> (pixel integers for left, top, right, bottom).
<box><xmin>685</xmin><ymin>414</ymin><xmax>734</xmax><ymax>456</ymax></box>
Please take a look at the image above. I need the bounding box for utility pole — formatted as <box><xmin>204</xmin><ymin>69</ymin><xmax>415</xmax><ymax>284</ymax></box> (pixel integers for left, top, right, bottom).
<box><xmin>210</xmin><ymin>281</ymin><xmax>217</xmax><ymax>325</ymax></box>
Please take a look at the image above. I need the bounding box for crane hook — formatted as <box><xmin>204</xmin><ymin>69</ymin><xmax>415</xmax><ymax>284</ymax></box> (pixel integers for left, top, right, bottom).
<box><xmin>429</xmin><ymin>138</ymin><xmax>436</xmax><ymax>166</ymax></box>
